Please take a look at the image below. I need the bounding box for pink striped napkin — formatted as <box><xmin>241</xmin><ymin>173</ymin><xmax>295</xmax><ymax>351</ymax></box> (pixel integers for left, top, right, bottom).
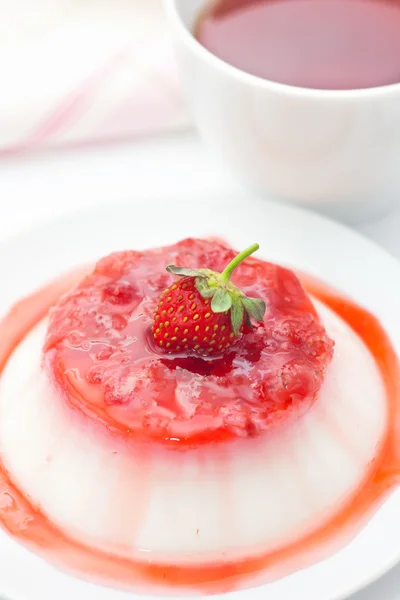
<box><xmin>0</xmin><ymin>0</ymin><xmax>189</xmax><ymax>154</ymax></box>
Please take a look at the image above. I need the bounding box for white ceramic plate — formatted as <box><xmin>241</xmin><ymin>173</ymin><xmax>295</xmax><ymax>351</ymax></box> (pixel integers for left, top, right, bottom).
<box><xmin>0</xmin><ymin>194</ymin><xmax>400</xmax><ymax>600</ymax></box>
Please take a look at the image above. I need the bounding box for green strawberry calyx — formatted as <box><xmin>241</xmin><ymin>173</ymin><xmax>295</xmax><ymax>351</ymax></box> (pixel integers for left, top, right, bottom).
<box><xmin>166</xmin><ymin>243</ymin><xmax>266</xmax><ymax>336</ymax></box>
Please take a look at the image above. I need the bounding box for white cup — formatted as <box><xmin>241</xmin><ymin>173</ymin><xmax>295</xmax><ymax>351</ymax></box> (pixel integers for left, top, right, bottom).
<box><xmin>165</xmin><ymin>0</ymin><xmax>400</xmax><ymax>222</ymax></box>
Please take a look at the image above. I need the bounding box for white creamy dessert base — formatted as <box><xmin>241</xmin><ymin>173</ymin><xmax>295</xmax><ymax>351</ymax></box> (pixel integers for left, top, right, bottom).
<box><xmin>0</xmin><ymin>300</ymin><xmax>386</xmax><ymax>564</ymax></box>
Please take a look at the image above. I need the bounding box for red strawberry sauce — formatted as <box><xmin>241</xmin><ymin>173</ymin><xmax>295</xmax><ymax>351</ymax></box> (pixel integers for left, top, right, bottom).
<box><xmin>44</xmin><ymin>239</ymin><xmax>334</xmax><ymax>445</ymax></box>
<box><xmin>0</xmin><ymin>238</ymin><xmax>398</xmax><ymax>594</ymax></box>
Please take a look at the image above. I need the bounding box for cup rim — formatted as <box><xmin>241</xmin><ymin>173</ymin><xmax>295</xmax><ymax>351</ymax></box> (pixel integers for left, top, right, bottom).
<box><xmin>164</xmin><ymin>0</ymin><xmax>400</xmax><ymax>100</ymax></box>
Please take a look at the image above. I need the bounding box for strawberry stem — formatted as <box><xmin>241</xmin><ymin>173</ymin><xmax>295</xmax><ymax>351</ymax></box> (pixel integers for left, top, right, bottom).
<box><xmin>220</xmin><ymin>243</ymin><xmax>259</xmax><ymax>283</ymax></box>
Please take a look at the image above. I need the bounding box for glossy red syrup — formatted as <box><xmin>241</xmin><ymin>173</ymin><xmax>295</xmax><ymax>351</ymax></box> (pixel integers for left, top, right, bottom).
<box><xmin>44</xmin><ymin>239</ymin><xmax>333</xmax><ymax>445</ymax></box>
<box><xmin>0</xmin><ymin>243</ymin><xmax>398</xmax><ymax>594</ymax></box>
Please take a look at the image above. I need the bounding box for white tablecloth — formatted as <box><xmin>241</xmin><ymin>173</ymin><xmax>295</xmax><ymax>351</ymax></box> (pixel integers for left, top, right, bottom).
<box><xmin>0</xmin><ymin>0</ymin><xmax>188</xmax><ymax>153</ymax></box>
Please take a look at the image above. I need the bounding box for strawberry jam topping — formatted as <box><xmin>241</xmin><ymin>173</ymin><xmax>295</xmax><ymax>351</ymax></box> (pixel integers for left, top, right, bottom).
<box><xmin>44</xmin><ymin>239</ymin><xmax>334</xmax><ymax>444</ymax></box>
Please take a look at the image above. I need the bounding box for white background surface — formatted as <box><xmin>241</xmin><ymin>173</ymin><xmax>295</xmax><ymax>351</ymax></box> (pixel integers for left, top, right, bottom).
<box><xmin>0</xmin><ymin>130</ymin><xmax>399</xmax><ymax>599</ymax></box>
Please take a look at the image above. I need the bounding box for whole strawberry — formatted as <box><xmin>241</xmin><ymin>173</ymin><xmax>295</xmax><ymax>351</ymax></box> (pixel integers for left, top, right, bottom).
<box><xmin>152</xmin><ymin>243</ymin><xmax>266</xmax><ymax>357</ymax></box>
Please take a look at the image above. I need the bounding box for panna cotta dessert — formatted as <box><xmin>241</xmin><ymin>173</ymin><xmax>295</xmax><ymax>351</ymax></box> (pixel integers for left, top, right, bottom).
<box><xmin>0</xmin><ymin>237</ymin><xmax>397</xmax><ymax>594</ymax></box>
